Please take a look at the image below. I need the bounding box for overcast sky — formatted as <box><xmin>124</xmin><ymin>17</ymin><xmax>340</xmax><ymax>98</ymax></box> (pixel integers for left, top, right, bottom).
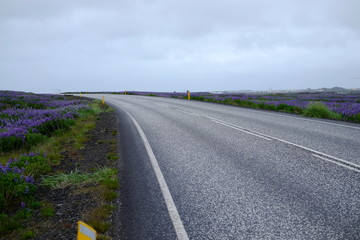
<box><xmin>1</xmin><ymin>0</ymin><xmax>359</xmax><ymax>93</ymax></box>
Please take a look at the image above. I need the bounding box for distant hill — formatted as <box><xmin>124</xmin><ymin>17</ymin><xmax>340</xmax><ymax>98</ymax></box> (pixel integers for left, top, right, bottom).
<box><xmin>318</xmin><ymin>87</ymin><xmax>360</xmax><ymax>94</ymax></box>
<box><xmin>213</xmin><ymin>87</ymin><xmax>360</xmax><ymax>95</ymax></box>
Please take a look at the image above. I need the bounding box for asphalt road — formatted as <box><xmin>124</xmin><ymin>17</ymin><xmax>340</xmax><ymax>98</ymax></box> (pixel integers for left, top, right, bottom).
<box><xmin>86</xmin><ymin>94</ymin><xmax>360</xmax><ymax>239</ymax></box>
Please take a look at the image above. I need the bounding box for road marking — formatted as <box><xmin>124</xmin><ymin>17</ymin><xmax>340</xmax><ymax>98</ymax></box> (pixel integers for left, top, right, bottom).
<box><xmin>212</xmin><ymin>120</ymin><xmax>272</xmax><ymax>141</ymax></box>
<box><xmin>173</xmin><ymin>108</ymin><xmax>200</xmax><ymax>117</ymax></box>
<box><xmin>228</xmin><ymin>107</ymin><xmax>360</xmax><ymax>131</ymax></box>
<box><xmin>174</xmin><ymin>108</ymin><xmax>360</xmax><ymax>173</ymax></box>
<box><xmin>312</xmin><ymin>154</ymin><xmax>360</xmax><ymax>173</ymax></box>
<box><xmin>216</xmin><ymin>118</ymin><xmax>360</xmax><ymax>173</ymax></box>
<box><xmin>123</xmin><ymin>109</ymin><xmax>189</xmax><ymax>240</ymax></box>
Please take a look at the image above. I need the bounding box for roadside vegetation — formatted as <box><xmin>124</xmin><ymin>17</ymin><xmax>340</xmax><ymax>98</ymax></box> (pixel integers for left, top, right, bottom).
<box><xmin>0</xmin><ymin>91</ymin><xmax>119</xmax><ymax>239</ymax></box>
<box><xmin>100</xmin><ymin>91</ymin><xmax>360</xmax><ymax>123</ymax></box>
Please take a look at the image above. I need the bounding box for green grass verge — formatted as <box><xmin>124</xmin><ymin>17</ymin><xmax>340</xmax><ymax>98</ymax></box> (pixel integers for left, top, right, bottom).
<box><xmin>0</xmin><ymin>100</ymin><xmax>118</xmax><ymax>238</ymax></box>
<box><xmin>303</xmin><ymin>102</ymin><xmax>342</xmax><ymax>120</ymax></box>
<box><xmin>41</xmin><ymin>167</ymin><xmax>118</xmax><ymax>189</ymax></box>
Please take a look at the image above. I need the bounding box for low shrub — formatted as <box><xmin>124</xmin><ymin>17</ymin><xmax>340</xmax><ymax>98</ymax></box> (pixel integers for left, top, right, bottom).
<box><xmin>9</xmin><ymin>153</ymin><xmax>50</xmax><ymax>178</ymax></box>
<box><xmin>303</xmin><ymin>102</ymin><xmax>342</xmax><ymax>119</ymax></box>
<box><xmin>0</xmin><ymin>136</ymin><xmax>23</xmax><ymax>152</ymax></box>
<box><xmin>223</xmin><ymin>98</ymin><xmax>236</xmax><ymax>105</ymax></box>
<box><xmin>101</xmin><ymin>178</ymin><xmax>119</xmax><ymax>190</ymax></box>
<box><xmin>40</xmin><ymin>202</ymin><xmax>55</xmax><ymax>217</ymax></box>
<box><xmin>103</xmin><ymin>190</ymin><xmax>117</xmax><ymax>201</ymax></box>
<box><xmin>234</xmin><ymin>100</ymin><xmax>258</xmax><ymax>108</ymax></box>
<box><xmin>276</xmin><ymin>104</ymin><xmax>303</xmax><ymax>114</ymax></box>
<box><xmin>36</xmin><ymin>118</ymin><xmax>75</xmax><ymax>136</ymax></box>
<box><xmin>347</xmin><ymin>113</ymin><xmax>360</xmax><ymax>123</ymax></box>
<box><xmin>0</xmin><ymin>163</ymin><xmax>36</xmax><ymax>212</ymax></box>
<box><xmin>0</xmin><ymin>213</ymin><xmax>22</xmax><ymax>233</ymax></box>
<box><xmin>191</xmin><ymin>96</ymin><xmax>205</xmax><ymax>101</ymax></box>
<box><xmin>20</xmin><ymin>229</ymin><xmax>36</xmax><ymax>239</ymax></box>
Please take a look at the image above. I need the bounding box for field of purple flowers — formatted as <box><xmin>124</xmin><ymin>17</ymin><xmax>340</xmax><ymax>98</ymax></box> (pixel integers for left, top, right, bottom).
<box><xmin>121</xmin><ymin>91</ymin><xmax>360</xmax><ymax>122</ymax></box>
<box><xmin>0</xmin><ymin>91</ymin><xmax>89</xmax><ymax>152</ymax></box>
<box><xmin>1</xmin><ymin>91</ymin><xmax>89</xmax><ymax>232</ymax></box>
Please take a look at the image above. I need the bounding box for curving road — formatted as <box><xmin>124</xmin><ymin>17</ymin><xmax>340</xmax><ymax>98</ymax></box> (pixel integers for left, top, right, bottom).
<box><xmin>85</xmin><ymin>94</ymin><xmax>360</xmax><ymax>239</ymax></box>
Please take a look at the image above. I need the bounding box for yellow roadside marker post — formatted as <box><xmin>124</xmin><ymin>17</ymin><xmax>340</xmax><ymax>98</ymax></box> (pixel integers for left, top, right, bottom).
<box><xmin>187</xmin><ymin>91</ymin><xmax>191</xmax><ymax>100</ymax></box>
<box><xmin>124</xmin><ymin>91</ymin><xmax>127</xmax><ymax>95</ymax></box>
<box><xmin>102</xmin><ymin>96</ymin><xmax>105</xmax><ymax>105</ymax></box>
<box><xmin>77</xmin><ymin>221</ymin><xmax>96</xmax><ymax>240</ymax></box>
<box><xmin>80</xmin><ymin>92</ymin><xmax>82</xmax><ymax>98</ymax></box>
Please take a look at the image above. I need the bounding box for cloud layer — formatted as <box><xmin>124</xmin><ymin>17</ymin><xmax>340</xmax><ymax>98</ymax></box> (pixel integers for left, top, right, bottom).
<box><xmin>1</xmin><ymin>0</ymin><xmax>359</xmax><ymax>92</ymax></box>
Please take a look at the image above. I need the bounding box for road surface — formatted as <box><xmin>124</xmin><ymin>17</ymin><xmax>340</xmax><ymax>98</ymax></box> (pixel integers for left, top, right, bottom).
<box><xmin>86</xmin><ymin>94</ymin><xmax>360</xmax><ymax>239</ymax></box>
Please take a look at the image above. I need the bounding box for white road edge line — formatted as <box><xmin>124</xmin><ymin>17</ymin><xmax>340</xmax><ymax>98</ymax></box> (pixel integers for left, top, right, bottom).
<box><xmin>124</xmin><ymin>109</ymin><xmax>189</xmax><ymax>240</ymax></box>
<box><xmin>312</xmin><ymin>154</ymin><xmax>360</xmax><ymax>173</ymax></box>
<box><xmin>212</xmin><ymin>120</ymin><xmax>272</xmax><ymax>141</ymax></box>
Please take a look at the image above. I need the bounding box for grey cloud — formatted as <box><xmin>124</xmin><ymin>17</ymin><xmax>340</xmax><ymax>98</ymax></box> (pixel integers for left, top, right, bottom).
<box><xmin>0</xmin><ymin>0</ymin><xmax>359</xmax><ymax>93</ymax></box>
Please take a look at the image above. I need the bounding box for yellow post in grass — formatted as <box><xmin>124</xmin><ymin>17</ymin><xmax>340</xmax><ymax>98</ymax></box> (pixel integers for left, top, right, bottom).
<box><xmin>80</xmin><ymin>92</ymin><xmax>82</xmax><ymax>98</ymax></box>
<box><xmin>77</xmin><ymin>221</ymin><xmax>96</xmax><ymax>240</ymax></box>
<box><xmin>102</xmin><ymin>96</ymin><xmax>105</xmax><ymax>105</ymax></box>
<box><xmin>187</xmin><ymin>91</ymin><xmax>191</xmax><ymax>100</ymax></box>
<box><xmin>124</xmin><ymin>91</ymin><xmax>127</xmax><ymax>95</ymax></box>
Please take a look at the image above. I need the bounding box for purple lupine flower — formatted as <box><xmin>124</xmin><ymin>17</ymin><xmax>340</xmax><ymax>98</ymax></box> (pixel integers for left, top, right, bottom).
<box><xmin>21</xmin><ymin>202</ymin><xmax>26</xmax><ymax>208</ymax></box>
<box><xmin>25</xmin><ymin>175</ymin><xmax>35</xmax><ymax>184</ymax></box>
<box><xmin>0</xmin><ymin>165</ymin><xmax>10</xmax><ymax>173</ymax></box>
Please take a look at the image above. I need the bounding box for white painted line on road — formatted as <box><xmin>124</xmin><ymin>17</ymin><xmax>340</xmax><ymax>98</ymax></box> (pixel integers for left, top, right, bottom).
<box><xmin>312</xmin><ymin>154</ymin><xmax>360</xmax><ymax>173</ymax></box>
<box><xmin>173</xmin><ymin>108</ymin><xmax>200</xmax><ymax>117</ymax></box>
<box><xmin>212</xmin><ymin>120</ymin><xmax>272</xmax><ymax>141</ymax></box>
<box><xmin>172</xmin><ymin>108</ymin><xmax>360</xmax><ymax>173</ymax></box>
<box><xmin>123</xmin><ymin>109</ymin><xmax>190</xmax><ymax>240</ymax></box>
<box><xmin>271</xmin><ymin>136</ymin><xmax>360</xmax><ymax>172</ymax></box>
<box><xmin>201</xmin><ymin>113</ymin><xmax>360</xmax><ymax>173</ymax></box>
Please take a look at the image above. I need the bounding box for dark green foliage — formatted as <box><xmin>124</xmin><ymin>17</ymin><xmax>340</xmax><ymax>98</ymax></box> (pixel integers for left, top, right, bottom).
<box><xmin>21</xmin><ymin>229</ymin><xmax>36</xmax><ymax>239</ymax></box>
<box><xmin>0</xmin><ymin>134</ymin><xmax>47</xmax><ymax>152</ymax></box>
<box><xmin>347</xmin><ymin>113</ymin><xmax>360</xmax><ymax>123</ymax></box>
<box><xmin>103</xmin><ymin>190</ymin><xmax>117</xmax><ymax>201</ymax></box>
<box><xmin>0</xmin><ymin>169</ymin><xmax>37</xmax><ymax>211</ymax></box>
<box><xmin>36</xmin><ymin>119</ymin><xmax>75</xmax><ymax>136</ymax></box>
<box><xmin>0</xmin><ymin>213</ymin><xmax>22</xmax><ymax>234</ymax></box>
<box><xmin>276</xmin><ymin>104</ymin><xmax>303</xmax><ymax>114</ymax></box>
<box><xmin>303</xmin><ymin>102</ymin><xmax>341</xmax><ymax>119</ymax></box>
<box><xmin>0</xmin><ymin>209</ymin><xmax>33</xmax><ymax>235</ymax></box>
<box><xmin>101</xmin><ymin>178</ymin><xmax>119</xmax><ymax>190</ymax></box>
<box><xmin>223</xmin><ymin>98</ymin><xmax>236</xmax><ymax>105</ymax></box>
<box><xmin>40</xmin><ymin>202</ymin><xmax>55</xmax><ymax>217</ymax></box>
<box><xmin>25</xmin><ymin>134</ymin><xmax>47</xmax><ymax>148</ymax></box>
<box><xmin>9</xmin><ymin>154</ymin><xmax>51</xmax><ymax>178</ymax></box>
<box><xmin>0</xmin><ymin>136</ymin><xmax>23</xmax><ymax>152</ymax></box>
<box><xmin>234</xmin><ymin>100</ymin><xmax>257</xmax><ymax>108</ymax></box>
<box><xmin>0</xmin><ymin>98</ymin><xmax>44</xmax><ymax>110</ymax></box>
<box><xmin>191</xmin><ymin>96</ymin><xmax>205</xmax><ymax>101</ymax></box>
